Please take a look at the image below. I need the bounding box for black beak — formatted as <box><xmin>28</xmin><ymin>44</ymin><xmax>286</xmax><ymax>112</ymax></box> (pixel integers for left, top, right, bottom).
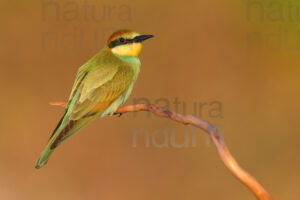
<box><xmin>134</xmin><ymin>35</ymin><xmax>154</xmax><ymax>42</ymax></box>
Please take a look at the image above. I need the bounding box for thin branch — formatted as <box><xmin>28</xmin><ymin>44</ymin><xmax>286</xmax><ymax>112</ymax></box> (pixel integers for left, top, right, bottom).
<box><xmin>50</xmin><ymin>102</ymin><xmax>273</xmax><ymax>200</ymax></box>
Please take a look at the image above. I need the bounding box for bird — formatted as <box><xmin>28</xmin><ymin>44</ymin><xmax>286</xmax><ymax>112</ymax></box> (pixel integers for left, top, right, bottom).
<box><xmin>35</xmin><ymin>29</ymin><xmax>154</xmax><ymax>169</ymax></box>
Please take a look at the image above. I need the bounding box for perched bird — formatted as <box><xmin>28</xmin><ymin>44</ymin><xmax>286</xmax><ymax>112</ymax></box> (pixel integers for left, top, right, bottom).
<box><xmin>35</xmin><ymin>29</ymin><xmax>153</xmax><ymax>169</ymax></box>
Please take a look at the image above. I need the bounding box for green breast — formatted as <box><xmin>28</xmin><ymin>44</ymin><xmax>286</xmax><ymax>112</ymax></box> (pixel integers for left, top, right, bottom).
<box><xmin>100</xmin><ymin>56</ymin><xmax>141</xmax><ymax>117</ymax></box>
<box><xmin>118</xmin><ymin>56</ymin><xmax>141</xmax><ymax>78</ymax></box>
<box><xmin>118</xmin><ymin>56</ymin><xmax>141</xmax><ymax>102</ymax></box>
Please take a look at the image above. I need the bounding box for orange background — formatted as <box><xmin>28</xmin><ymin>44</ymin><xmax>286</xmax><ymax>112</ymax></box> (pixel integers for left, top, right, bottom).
<box><xmin>0</xmin><ymin>0</ymin><xmax>299</xmax><ymax>199</ymax></box>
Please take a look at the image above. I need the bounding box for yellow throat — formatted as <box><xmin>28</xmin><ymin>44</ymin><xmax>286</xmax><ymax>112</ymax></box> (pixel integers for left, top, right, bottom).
<box><xmin>111</xmin><ymin>42</ymin><xmax>142</xmax><ymax>57</ymax></box>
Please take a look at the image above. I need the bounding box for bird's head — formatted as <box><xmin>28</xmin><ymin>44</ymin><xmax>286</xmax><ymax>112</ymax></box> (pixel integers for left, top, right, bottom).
<box><xmin>106</xmin><ymin>29</ymin><xmax>154</xmax><ymax>57</ymax></box>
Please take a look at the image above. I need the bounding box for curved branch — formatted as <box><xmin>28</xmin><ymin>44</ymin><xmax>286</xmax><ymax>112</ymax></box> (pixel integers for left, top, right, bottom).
<box><xmin>50</xmin><ymin>102</ymin><xmax>273</xmax><ymax>200</ymax></box>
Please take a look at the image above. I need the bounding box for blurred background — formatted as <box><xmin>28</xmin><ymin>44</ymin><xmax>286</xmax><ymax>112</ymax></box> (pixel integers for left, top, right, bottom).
<box><xmin>0</xmin><ymin>0</ymin><xmax>299</xmax><ymax>199</ymax></box>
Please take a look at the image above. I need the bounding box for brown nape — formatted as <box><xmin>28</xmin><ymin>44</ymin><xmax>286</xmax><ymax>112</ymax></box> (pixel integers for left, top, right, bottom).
<box><xmin>107</xmin><ymin>29</ymin><xmax>133</xmax><ymax>45</ymax></box>
<box><xmin>50</xmin><ymin>120</ymin><xmax>76</xmax><ymax>149</ymax></box>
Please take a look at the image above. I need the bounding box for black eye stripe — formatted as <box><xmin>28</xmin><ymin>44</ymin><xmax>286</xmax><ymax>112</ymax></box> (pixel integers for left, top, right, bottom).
<box><xmin>119</xmin><ymin>37</ymin><xmax>125</xmax><ymax>43</ymax></box>
<box><xmin>108</xmin><ymin>38</ymin><xmax>134</xmax><ymax>48</ymax></box>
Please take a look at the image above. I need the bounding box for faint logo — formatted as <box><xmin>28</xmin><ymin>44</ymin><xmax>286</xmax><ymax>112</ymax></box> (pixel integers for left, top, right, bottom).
<box><xmin>41</xmin><ymin>0</ymin><xmax>132</xmax><ymax>51</ymax></box>
<box><xmin>246</xmin><ymin>0</ymin><xmax>300</xmax><ymax>51</ymax></box>
<box><xmin>131</xmin><ymin>97</ymin><xmax>224</xmax><ymax>148</ymax></box>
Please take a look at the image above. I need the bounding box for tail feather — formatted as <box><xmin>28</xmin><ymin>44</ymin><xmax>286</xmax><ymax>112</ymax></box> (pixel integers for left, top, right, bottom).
<box><xmin>35</xmin><ymin>146</ymin><xmax>55</xmax><ymax>169</ymax></box>
<box><xmin>35</xmin><ymin>116</ymin><xmax>97</xmax><ymax>169</ymax></box>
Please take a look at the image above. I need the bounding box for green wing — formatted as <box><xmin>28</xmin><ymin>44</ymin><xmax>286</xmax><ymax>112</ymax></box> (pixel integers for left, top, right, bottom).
<box><xmin>70</xmin><ymin>52</ymin><xmax>134</xmax><ymax>120</ymax></box>
<box><xmin>35</xmin><ymin>49</ymin><xmax>134</xmax><ymax>168</ymax></box>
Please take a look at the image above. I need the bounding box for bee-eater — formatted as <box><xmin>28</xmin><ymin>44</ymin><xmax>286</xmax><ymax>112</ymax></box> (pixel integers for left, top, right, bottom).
<box><xmin>35</xmin><ymin>29</ymin><xmax>153</xmax><ymax>169</ymax></box>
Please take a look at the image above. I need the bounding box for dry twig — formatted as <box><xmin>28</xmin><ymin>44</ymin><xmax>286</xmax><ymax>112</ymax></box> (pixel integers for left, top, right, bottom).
<box><xmin>50</xmin><ymin>102</ymin><xmax>273</xmax><ymax>200</ymax></box>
